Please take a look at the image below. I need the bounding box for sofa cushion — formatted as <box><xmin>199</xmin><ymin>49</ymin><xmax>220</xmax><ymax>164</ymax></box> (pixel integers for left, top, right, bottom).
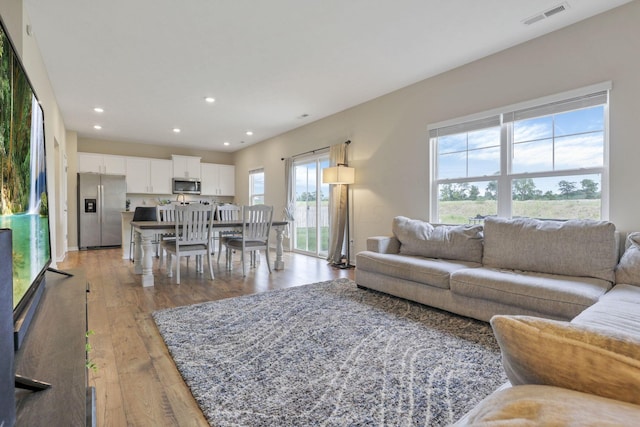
<box><xmin>450</xmin><ymin>267</ymin><xmax>611</xmax><ymax>320</ymax></box>
<box><xmin>615</xmin><ymin>232</ymin><xmax>640</xmax><ymax>285</ymax></box>
<box><xmin>392</xmin><ymin>216</ymin><xmax>483</xmax><ymax>263</ymax></box>
<box><xmin>572</xmin><ymin>284</ymin><xmax>640</xmax><ymax>336</ymax></box>
<box><xmin>456</xmin><ymin>385</ymin><xmax>640</xmax><ymax>426</ymax></box>
<box><xmin>490</xmin><ymin>315</ymin><xmax>640</xmax><ymax>406</ymax></box>
<box><xmin>482</xmin><ymin>217</ymin><xmax>617</xmax><ymax>283</ymax></box>
<box><xmin>356</xmin><ymin>251</ymin><xmax>480</xmax><ymax>289</ymax></box>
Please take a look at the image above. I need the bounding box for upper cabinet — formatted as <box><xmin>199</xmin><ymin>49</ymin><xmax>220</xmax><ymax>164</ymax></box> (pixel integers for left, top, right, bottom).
<box><xmin>125</xmin><ymin>157</ymin><xmax>172</xmax><ymax>194</ymax></box>
<box><xmin>172</xmin><ymin>155</ymin><xmax>201</xmax><ymax>179</ymax></box>
<box><xmin>149</xmin><ymin>159</ymin><xmax>173</xmax><ymax>194</ymax></box>
<box><xmin>201</xmin><ymin>163</ymin><xmax>235</xmax><ymax>196</ymax></box>
<box><xmin>79</xmin><ymin>152</ymin><xmax>230</xmax><ymax>196</ymax></box>
<box><xmin>78</xmin><ymin>152</ymin><xmax>126</xmax><ymax>175</ymax></box>
<box><xmin>125</xmin><ymin>157</ymin><xmax>150</xmax><ymax>193</ymax></box>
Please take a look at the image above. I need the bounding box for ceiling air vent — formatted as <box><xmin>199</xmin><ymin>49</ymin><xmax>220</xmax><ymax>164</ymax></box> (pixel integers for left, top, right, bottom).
<box><xmin>523</xmin><ymin>2</ymin><xmax>570</xmax><ymax>25</ymax></box>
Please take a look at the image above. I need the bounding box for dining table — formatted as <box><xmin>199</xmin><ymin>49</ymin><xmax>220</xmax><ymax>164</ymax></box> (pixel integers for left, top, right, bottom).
<box><xmin>130</xmin><ymin>219</ymin><xmax>289</xmax><ymax>287</ymax></box>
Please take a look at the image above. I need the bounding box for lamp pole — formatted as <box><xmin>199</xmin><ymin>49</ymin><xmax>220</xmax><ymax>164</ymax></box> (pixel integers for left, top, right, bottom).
<box><xmin>343</xmin><ymin>181</ymin><xmax>353</xmax><ymax>269</ymax></box>
<box><xmin>322</xmin><ymin>163</ymin><xmax>355</xmax><ymax>269</ymax></box>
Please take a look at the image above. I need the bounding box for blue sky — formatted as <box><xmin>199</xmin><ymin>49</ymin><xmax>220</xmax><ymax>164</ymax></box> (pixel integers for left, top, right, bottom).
<box><xmin>437</xmin><ymin>106</ymin><xmax>604</xmax><ymax>194</ymax></box>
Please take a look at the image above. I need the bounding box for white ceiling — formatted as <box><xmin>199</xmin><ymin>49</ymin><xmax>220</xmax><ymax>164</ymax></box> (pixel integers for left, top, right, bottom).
<box><xmin>22</xmin><ymin>0</ymin><xmax>632</xmax><ymax>152</ymax></box>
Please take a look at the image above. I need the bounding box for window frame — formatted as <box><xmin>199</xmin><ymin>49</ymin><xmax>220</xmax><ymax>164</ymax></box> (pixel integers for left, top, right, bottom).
<box><xmin>429</xmin><ymin>82</ymin><xmax>611</xmax><ymax>223</ymax></box>
<box><xmin>249</xmin><ymin>167</ymin><xmax>265</xmax><ymax>205</ymax></box>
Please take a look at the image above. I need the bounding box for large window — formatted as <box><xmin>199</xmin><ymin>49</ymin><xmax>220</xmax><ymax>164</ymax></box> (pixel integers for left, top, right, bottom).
<box><xmin>429</xmin><ymin>83</ymin><xmax>610</xmax><ymax>224</ymax></box>
<box><xmin>249</xmin><ymin>168</ymin><xmax>264</xmax><ymax>205</ymax></box>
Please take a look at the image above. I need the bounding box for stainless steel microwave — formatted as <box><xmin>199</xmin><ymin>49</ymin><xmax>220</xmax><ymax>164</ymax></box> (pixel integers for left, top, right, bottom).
<box><xmin>172</xmin><ymin>178</ymin><xmax>201</xmax><ymax>194</ymax></box>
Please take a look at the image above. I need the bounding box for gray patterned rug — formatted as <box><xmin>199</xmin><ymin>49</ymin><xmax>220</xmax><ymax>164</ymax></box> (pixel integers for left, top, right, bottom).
<box><xmin>152</xmin><ymin>279</ymin><xmax>507</xmax><ymax>426</ymax></box>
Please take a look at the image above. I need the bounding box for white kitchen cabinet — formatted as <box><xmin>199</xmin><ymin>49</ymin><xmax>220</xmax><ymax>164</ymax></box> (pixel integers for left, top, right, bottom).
<box><xmin>126</xmin><ymin>157</ymin><xmax>150</xmax><ymax>193</ymax></box>
<box><xmin>217</xmin><ymin>164</ymin><xmax>235</xmax><ymax>195</ymax></box>
<box><xmin>149</xmin><ymin>159</ymin><xmax>173</xmax><ymax>194</ymax></box>
<box><xmin>172</xmin><ymin>155</ymin><xmax>201</xmax><ymax>179</ymax></box>
<box><xmin>201</xmin><ymin>163</ymin><xmax>235</xmax><ymax>196</ymax></box>
<box><xmin>78</xmin><ymin>152</ymin><xmax>126</xmax><ymax>175</ymax></box>
<box><xmin>126</xmin><ymin>157</ymin><xmax>173</xmax><ymax>194</ymax></box>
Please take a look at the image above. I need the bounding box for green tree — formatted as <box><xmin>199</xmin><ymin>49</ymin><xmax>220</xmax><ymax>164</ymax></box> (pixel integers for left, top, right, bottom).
<box><xmin>485</xmin><ymin>181</ymin><xmax>497</xmax><ymax>200</ymax></box>
<box><xmin>558</xmin><ymin>180</ymin><xmax>577</xmax><ymax>199</ymax></box>
<box><xmin>512</xmin><ymin>178</ymin><xmax>537</xmax><ymax>201</ymax></box>
<box><xmin>469</xmin><ymin>185</ymin><xmax>480</xmax><ymax>201</ymax></box>
<box><xmin>580</xmin><ymin>179</ymin><xmax>599</xmax><ymax>199</ymax></box>
<box><xmin>440</xmin><ymin>183</ymin><xmax>470</xmax><ymax>201</ymax></box>
<box><xmin>297</xmin><ymin>191</ymin><xmax>316</xmax><ymax>202</ymax></box>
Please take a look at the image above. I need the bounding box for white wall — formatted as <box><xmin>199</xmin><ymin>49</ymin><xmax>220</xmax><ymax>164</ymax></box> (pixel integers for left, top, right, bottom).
<box><xmin>0</xmin><ymin>0</ymin><xmax>69</xmax><ymax>265</ymax></box>
<box><xmin>233</xmin><ymin>1</ymin><xmax>640</xmax><ymax>259</ymax></box>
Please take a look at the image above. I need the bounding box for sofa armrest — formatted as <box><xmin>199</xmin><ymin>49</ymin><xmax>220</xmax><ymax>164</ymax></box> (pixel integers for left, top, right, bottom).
<box><xmin>366</xmin><ymin>236</ymin><xmax>400</xmax><ymax>254</ymax></box>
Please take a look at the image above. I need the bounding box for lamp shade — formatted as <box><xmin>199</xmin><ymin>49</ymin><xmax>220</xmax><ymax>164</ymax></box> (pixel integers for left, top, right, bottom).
<box><xmin>323</xmin><ymin>165</ymin><xmax>355</xmax><ymax>184</ymax></box>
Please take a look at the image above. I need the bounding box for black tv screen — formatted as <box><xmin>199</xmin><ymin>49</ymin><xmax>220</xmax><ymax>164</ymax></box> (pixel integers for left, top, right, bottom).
<box><xmin>0</xmin><ymin>19</ymin><xmax>51</xmax><ymax>343</ymax></box>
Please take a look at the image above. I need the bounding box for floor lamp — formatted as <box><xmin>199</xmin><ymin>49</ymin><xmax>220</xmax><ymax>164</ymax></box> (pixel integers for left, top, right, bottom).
<box><xmin>323</xmin><ymin>163</ymin><xmax>355</xmax><ymax>269</ymax></box>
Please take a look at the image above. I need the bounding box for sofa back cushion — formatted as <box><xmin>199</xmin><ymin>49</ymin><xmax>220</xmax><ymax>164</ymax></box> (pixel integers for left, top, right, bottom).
<box><xmin>483</xmin><ymin>217</ymin><xmax>617</xmax><ymax>283</ymax></box>
<box><xmin>615</xmin><ymin>232</ymin><xmax>640</xmax><ymax>285</ymax></box>
<box><xmin>392</xmin><ymin>216</ymin><xmax>483</xmax><ymax>263</ymax></box>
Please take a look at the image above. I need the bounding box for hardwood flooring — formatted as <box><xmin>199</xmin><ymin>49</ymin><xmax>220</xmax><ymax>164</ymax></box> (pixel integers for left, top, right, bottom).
<box><xmin>58</xmin><ymin>248</ymin><xmax>354</xmax><ymax>427</ymax></box>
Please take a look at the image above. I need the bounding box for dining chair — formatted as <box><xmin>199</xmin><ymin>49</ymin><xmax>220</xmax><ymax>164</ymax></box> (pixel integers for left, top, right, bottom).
<box><xmin>129</xmin><ymin>206</ymin><xmax>158</xmax><ymax>262</ymax></box>
<box><xmin>161</xmin><ymin>204</ymin><xmax>214</xmax><ymax>284</ymax></box>
<box><xmin>216</xmin><ymin>204</ymin><xmax>241</xmax><ymax>265</ymax></box>
<box><xmin>156</xmin><ymin>204</ymin><xmax>178</xmax><ymax>266</ymax></box>
<box><xmin>224</xmin><ymin>204</ymin><xmax>273</xmax><ymax>276</ymax></box>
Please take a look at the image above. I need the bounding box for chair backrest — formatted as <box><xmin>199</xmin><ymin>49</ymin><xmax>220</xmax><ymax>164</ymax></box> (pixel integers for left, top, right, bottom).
<box><xmin>217</xmin><ymin>204</ymin><xmax>240</xmax><ymax>221</ymax></box>
<box><xmin>132</xmin><ymin>206</ymin><xmax>157</xmax><ymax>222</ymax></box>
<box><xmin>241</xmin><ymin>204</ymin><xmax>273</xmax><ymax>243</ymax></box>
<box><xmin>157</xmin><ymin>204</ymin><xmax>177</xmax><ymax>222</ymax></box>
<box><xmin>174</xmin><ymin>204</ymin><xmax>213</xmax><ymax>245</ymax></box>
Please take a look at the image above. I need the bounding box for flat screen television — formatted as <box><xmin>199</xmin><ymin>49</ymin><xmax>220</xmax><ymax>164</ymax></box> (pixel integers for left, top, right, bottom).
<box><xmin>0</xmin><ymin>17</ymin><xmax>51</xmax><ymax>351</ymax></box>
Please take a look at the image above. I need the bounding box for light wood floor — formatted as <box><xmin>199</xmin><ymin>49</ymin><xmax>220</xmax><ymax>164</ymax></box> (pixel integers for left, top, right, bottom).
<box><xmin>58</xmin><ymin>248</ymin><xmax>354</xmax><ymax>427</ymax></box>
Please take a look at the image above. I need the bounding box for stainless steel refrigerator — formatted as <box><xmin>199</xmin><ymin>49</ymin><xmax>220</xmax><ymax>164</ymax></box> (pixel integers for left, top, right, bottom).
<box><xmin>78</xmin><ymin>173</ymin><xmax>126</xmax><ymax>248</ymax></box>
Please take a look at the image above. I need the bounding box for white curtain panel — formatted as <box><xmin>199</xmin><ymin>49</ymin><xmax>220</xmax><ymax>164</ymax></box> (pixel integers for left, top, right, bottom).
<box><xmin>283</xmin><ymin>157</ymin><xmax>295</xmax><ymax>238</ymax></box>
<box><xmin>327</xmin><ymin>143</ymin><xmax>348</xmax><ymax>264</ymax></box>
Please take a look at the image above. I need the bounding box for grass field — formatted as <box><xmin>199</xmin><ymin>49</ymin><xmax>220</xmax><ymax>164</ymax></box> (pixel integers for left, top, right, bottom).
<box><xmin>295</xmin><ymin>226</ymin><xmax>330</xmax><ymax>253</ymax></box>
<box><xmin>439</xmin><ymin>199</ymin><xmax>601</xmax><ymax>224</ymax></box>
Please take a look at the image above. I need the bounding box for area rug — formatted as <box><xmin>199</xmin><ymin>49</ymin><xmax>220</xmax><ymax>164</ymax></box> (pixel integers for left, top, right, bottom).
<box><xmin>152</xmin><ymin>279</ymin><xmax>507</xmax><ymax>426</ymax></box>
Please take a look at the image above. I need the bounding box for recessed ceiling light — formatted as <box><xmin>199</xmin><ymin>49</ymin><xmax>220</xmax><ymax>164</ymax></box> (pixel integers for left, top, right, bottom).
<box><xmin>93</xmin><ymin>107</ymin><xmax>104</xmax><ymax>113</ymax></box>
<box><xmin>223</xmin><ymin>141</ymin><xmax>230</xmax><ymax>146</ymax></box>
<box><xmin>173</xmin><ymin>128</ymin><xmax>181</xmax><ymax>133</ymax></box>
<box><xmin>245</xmin><ymin>131</ymin><xmax>253</xmax><ymax>136</ymax></box>
<box><xmin>93</xmin><ymin>125</ymin><xmax>102</xmax><ymax>130</ymax></box>
<box><xmin>205</xmin><ymin>97</ymin><xmax>215</xmax><ymax>103</ymax></box>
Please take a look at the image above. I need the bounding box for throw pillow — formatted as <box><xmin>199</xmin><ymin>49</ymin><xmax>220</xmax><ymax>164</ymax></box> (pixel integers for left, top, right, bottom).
<box><xmin>615</xmin><ymin>232</ymin><xmax>640</xmax><ymax>286</ymax></box>
<box><xmin>391</xmin><ymin>216</ymin><xmax>483</xmax><ymax>263</ymax></box>
<box><xmin>490</xmin><ymin>315</ymin><xmax>640</xmax><ymax>406</ymax></box>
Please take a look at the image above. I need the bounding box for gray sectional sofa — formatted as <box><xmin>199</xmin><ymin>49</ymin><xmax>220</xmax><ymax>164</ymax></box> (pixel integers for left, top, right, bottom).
<box><xmin>355</xmin><ymin>215</ymin><xmax>619</xmax><ymax>322</ymax></box>
<box><xmin>356</xmin><ymin>216</ymin><xmax>640</xmax><ymax>425</ymax></box>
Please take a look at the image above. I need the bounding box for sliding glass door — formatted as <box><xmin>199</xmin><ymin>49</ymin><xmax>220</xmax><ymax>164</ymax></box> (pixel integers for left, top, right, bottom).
<box><xmin>293</xmin><ymin>155</ymin><xmax>330</xmax><ymax>257</ymax></box>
